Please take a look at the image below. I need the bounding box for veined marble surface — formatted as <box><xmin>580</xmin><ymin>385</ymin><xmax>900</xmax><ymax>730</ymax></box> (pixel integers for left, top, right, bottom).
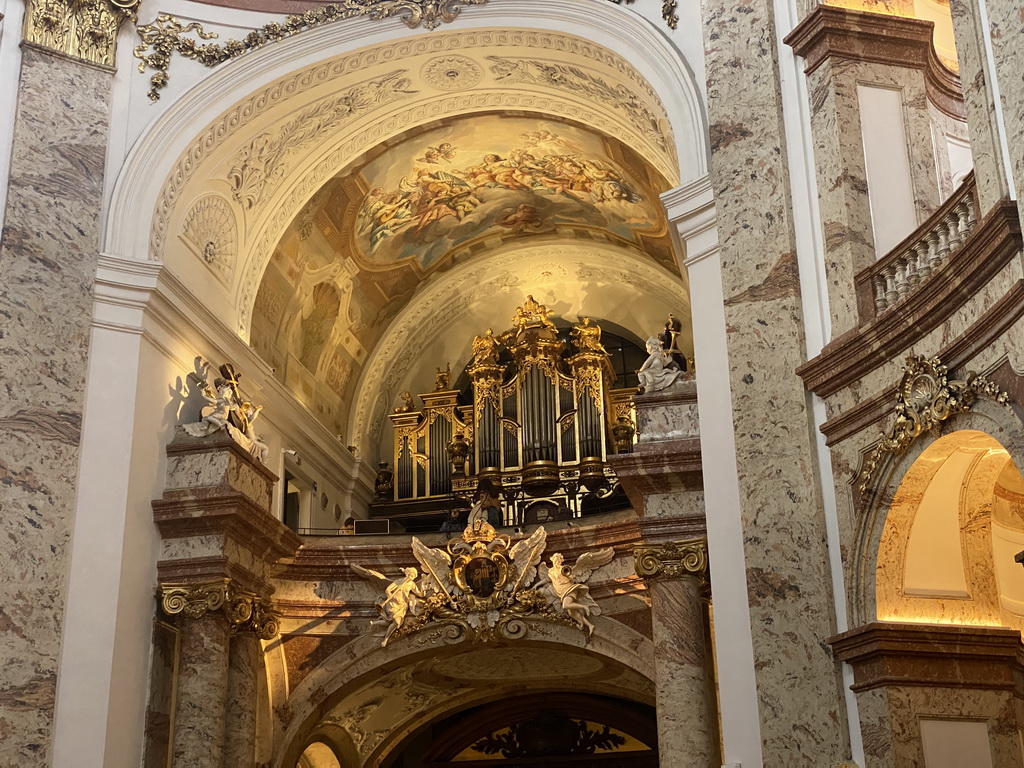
<box><xmin>702</xmin><ymin>0</ymin><xmax>847</xmax><ymax>760</ymax></box>
<box><xmin>0</xmin><ymin>46</ymin><xmax>112</xmax><ymax>763</ymax></box>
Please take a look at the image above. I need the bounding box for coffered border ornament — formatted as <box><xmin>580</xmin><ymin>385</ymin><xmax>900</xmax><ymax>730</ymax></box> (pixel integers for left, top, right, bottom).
<box><xmin>25</xmin><ymin>0</ymin><xmax>140</xmax><ymax>68</ymax></box>
<box><xmin>159</xmin><ymin>580</ymin><xmax>280</xmax><ymax>640</ymax></box>
<box><xmin>633</xmin><ymin>538</ymin><xmax>708</xmax><ymax>585</ymax></box>
<box><xmin>858</xmin><ymin>355</ymin><xmax>1010</xmax><ymax>495</ymax></box>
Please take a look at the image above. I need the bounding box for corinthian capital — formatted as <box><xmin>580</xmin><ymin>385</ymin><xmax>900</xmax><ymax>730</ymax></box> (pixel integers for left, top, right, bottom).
<box><xmin>24</xmin><ymin>0</ymin><xmax>140</xmax><ymax>68</ymax></box>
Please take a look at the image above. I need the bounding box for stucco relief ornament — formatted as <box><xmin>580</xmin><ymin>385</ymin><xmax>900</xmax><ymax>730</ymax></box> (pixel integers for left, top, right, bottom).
<box><xmin>859</xmin><ymin>355</ymin><xmax>1010</xmax><ymax>493</ymax></box>
<box><xmin>352</xmin><ymin>524</ymin><xmax>614</xmax><ymax>645</ymax></box>
<box><xmin>182</xmin><ymin>360</ymin><xmax>270</xmax><ymax>464</ymax></box>
<box><xmin>133</xmin><ymin>1</ymin><xmax>487</xmax><ymax>100</ymax></box>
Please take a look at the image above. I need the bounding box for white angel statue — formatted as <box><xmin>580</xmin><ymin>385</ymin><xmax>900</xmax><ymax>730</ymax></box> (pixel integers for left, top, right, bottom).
<box><xmin>537</xmin><ymin>548</ymin><xmax>615</xmax><ymax>634</ymax></box>
<box><xmin>637</xmin><ymin>336</ymin><xmax>686</xmax><ymax>394</ymax></box>
<box><xmin>351</xmin><ymin>565</ymin><xmax>424</xmax><ymax>646</ymax></box>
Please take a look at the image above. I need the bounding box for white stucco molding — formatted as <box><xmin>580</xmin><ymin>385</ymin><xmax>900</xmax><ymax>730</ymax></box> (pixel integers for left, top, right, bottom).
<box><xmin>661</xmin><ymin>175</ymin><xmax>766</xmax><ymax>768</ymax></box>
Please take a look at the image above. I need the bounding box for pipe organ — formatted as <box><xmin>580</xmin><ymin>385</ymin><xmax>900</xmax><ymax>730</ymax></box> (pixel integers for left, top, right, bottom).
<box><xmin>379</xmin><ymin>297</ymin><xmax>637</xmax><ymax>526</ymax></box>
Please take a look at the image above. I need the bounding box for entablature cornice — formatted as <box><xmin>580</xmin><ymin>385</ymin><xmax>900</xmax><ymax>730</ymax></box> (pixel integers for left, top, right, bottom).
<box><xmin>784</xmin><ymin>5</ymin><xmax>963</xmax><ymax>119</ymax></box>
<box><xmin>831</xmin><ymin>622</ymin><xmax>1024</xmax><ymax>693</ymax></box>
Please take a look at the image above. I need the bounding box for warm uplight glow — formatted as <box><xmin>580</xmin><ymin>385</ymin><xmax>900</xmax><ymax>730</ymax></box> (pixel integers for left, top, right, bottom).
<box><xmin>877</xmin><ymin>615</ymin><xmax>1007</xmax><ymax>628</ymax></box>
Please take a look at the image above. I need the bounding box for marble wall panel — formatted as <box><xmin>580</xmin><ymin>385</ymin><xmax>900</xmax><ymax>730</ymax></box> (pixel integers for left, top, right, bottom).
<box><xmin>702</xmin><ymin>0</ymin><xmax>848</xmax><ymax>761</ymax></box>
<box><xmin>862</xmin><ymin>686</ymin><xmax>1024</xmax><ymax>768</ymax></box>
<box><xmin>808</xmin><ymin>57</ymin><xmax>943</xmax><ymax>334</ymax></box>
<box><xmin>0</xmin><ymin>46</ymin><xmax>112</xmax><ymax>764</ymax></box>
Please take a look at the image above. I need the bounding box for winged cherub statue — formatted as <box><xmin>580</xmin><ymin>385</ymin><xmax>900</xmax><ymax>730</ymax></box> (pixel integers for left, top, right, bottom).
<box><xmin>350</xmin><ymin>565</ymin><xmax>424</xmax><ymax>646</ymax></box>
<box><xmin>536</xmin><ymin>548</ymin><xmax>615</xmax><ymax>634</ymax></box>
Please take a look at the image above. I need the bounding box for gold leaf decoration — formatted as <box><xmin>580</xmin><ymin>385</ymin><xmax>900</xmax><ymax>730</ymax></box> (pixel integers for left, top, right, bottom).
<box><xmin>858</xmin><ymin>355</ymin><xmax>1010</xmax><ymax>494</ymax></box>
<box><xmin>133</xmin><ymin>1</ymin><xmax>487</xmax><ymax>101</ymax></box>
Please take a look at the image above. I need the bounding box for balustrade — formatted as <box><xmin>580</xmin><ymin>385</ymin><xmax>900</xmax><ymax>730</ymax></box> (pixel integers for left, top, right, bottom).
<box><xmin>859</xmin><ymin>173</ymin><xmax>978</xmax><ymax>318</ymax></box>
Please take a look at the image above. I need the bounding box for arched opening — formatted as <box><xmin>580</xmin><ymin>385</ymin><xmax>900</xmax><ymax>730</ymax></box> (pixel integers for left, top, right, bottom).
<box><xmin>876</xmin><ymin>429</ymin><xmax>1024</xmax><ymax>630</ymax></box>
<box><xmin>299</xmin><ymin>741</ymin><xmax>343</xmax><ymax>768</ymax></box>
<box><xmin>388</xmin><ymin>692</ymin><xmax>657</xmax><ymax>767</ymax></box>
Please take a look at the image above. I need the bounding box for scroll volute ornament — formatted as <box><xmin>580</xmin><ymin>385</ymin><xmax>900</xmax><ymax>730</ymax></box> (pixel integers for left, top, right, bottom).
<box><xmin>25</xmin><ymin>0</ymin><xmax>140</xmax><ymax>67</ymax></box>
<box><xmin>634</xmin><ymin>539</ymin><xmax>709</xmax><ymax>583</ymax></box>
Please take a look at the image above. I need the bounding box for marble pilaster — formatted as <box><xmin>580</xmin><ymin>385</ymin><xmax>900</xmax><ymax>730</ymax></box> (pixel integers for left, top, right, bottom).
<box><xmin>785</xmin><ymin>7</ymin><xmax>949</xmax><ymax>333</ymax></box>
<box><xmin>948</xmin><ymin>0</ymin><xmax>1014</xmax><ymax>212</ymax></box>
<box><xmin>0</xmin><ymin>44</ymin><xmax>112</xmax><ymax>764</ymax></box>
<box><xmin>635</xmin><ymin>540</ymin><xmax>715</xmax><ymax>768</ymax></box>
<box><xmin>172</xmin><ymin>612</ymin><xmax>231</xmax><ymax>768</ymax></box>
<box><xmin>980</xmin><ymin>0</ymin><xmax>1024</xmax><ymax>234</ymax></box>
<box><xmin>701</xmin><ymin>0</ymin><xmax>848</xmax><ymax>760</ymax></box>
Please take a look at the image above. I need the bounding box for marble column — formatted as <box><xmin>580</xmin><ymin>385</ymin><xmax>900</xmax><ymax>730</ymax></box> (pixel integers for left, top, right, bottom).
<box><xmin>701</xmin><ymin>0</ymin><xmax>848</xmax><ymax>761</ymax></box>
<box><xmin>635</xmin><ymin>540</ymin><xmax>715</xmax><ymax>768</ymax></box>
<box><xmin>150</xmin><ymin>433</ymin><xmax>297</xmax><ymax>766</ymax></box>
<box><xmin>172</xmin><ymin>611</ymin><xmax>231</xmax><ymax>767</ymax></box>
<box><xmin>225</xmin><ymin>622</ymin><xmax>271</xmax><ymax>767</ymax></box>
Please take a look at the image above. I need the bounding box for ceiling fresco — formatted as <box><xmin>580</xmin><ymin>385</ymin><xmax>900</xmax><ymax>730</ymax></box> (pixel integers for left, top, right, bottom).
<box><xmin>250</xmin><ymin>115</ymin><xmax>680</xmax><ymax>439</ymax></box>
<box><xmin>345</xmin><ymin>116</ymin><xmax>662</xmax><ymax>268</ymax></box>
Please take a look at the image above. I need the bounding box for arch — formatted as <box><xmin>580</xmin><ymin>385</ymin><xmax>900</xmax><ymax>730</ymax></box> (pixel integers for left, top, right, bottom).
<box><xmin>347</xmin><ymin>239</ymin><xmax>689</xmax><ymax>452</ymax></box>
<box><xmin>102</xmin><ymin>1</ymin><xmax>708</xmax><ymax>333</ymax></box>
<box><xmin>852</xmin><ymin>397</ymin><xmax>1024</xmax><ymax>626</ymax></box>
<box><xmin>272</xmin><ymin>616</ymin><xmax>655</xmax><ymax>768</ymax></box>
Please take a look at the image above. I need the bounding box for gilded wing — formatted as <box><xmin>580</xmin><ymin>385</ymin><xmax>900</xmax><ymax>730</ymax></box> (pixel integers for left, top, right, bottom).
<box><xmin>411</xmin><ymin>537</ymin><xmax>453</xmax><ymax>595</ymax></box>
<box><xmin>507</xmin><ymin>527</ymin><xmax>547</xmax><ymax>593</ymax></box>
<box><xmin>569</xmin><ymin>548</ymin><xmax>615</xmax><ymax>583</ymax></box>
<box><xmin>351</xmin><ymin>563</ymin><xmax>394</xmax><ymax>590</ymax></box>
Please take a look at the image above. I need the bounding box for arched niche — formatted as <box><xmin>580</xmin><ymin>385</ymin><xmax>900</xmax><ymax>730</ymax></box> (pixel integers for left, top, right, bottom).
<box><xmin>853</xmin><ymin>397</ymin><xmax>1024</xmax><ymax>627</ymax></box>
<box><xmin>298</xmin><ymin>741</ymin><xmax>343</xmax><ymax>768</ymax></box>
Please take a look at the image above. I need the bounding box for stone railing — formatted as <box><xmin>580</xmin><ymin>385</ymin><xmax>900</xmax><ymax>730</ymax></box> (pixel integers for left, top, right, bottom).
<box><xmin>857</xmin><ymin>172</ymin><xmax>978</xmax><ymax>319</ymax></box>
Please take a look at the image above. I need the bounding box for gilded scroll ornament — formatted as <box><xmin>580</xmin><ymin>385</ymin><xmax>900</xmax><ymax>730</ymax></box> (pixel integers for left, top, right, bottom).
<box><xmin>634</xmin><ymin>538</ymin><xmax>709</xmax><ymax>583</ymax></box>
<box><xmin>605</xmin><ymin>0</ymin><xmax>677</xmax><ymax>29</ymax></box>
<box><xmin>858</xmin><ymin>355</ymin><xmax>1010</xmax><ymax>493</ymax></box>
<box><xmin>25</xmin><ymin>0</ymin><xmax>140</xmax><ymax>67</ymax></box>
<box><xmin>159</xmin><ymin>580</ymin><xmax>280</xmax><ymax>639</ymax></box>
<box><xmin>352</xmin><ymin>522</ymin><xmax>614</xmax><ymax>644</ymax></box>
<box><xmin>133</xmin><ymin>1</ymin><xmax>486</xmax><ymax>100</ymax></box>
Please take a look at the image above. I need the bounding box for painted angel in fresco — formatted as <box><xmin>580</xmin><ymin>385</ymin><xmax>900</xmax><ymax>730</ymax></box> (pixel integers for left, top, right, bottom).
<box><xmin>536</xmin><ymin>548</ymin><xmax>615</xmax><ymax>634</ymax></box>
<box><xmin>351</xmin><ymin>565</ymin><xmax>424</xmax><ymax>646</ymax></box>
<box><xmin>418</xmin><ymin>143</ymin><xmax>456</xmax><ymax>164</ymax></box>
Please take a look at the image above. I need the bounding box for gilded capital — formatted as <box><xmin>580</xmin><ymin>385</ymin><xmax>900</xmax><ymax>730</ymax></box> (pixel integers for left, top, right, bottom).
<box><xmin>24</xmin><ymin>0</ymin><xmax>140</xmax><ymax>68</ymax></box>
<box><xmin>634</xmin><ymin>538</ymin><xmax>709</xmax><ymax>583</ymax></box>
<box><xmin>159</xmin><ymin>580</ymin><xmax>280</xmax><ymax>640</ymax></box>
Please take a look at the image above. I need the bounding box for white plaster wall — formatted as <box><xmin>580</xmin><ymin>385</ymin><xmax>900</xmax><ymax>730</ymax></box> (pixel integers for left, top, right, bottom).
<box><xmin>858</xmin><ymin>84</ymin><xmax>919</xmax><ymax>256</ymax></box>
